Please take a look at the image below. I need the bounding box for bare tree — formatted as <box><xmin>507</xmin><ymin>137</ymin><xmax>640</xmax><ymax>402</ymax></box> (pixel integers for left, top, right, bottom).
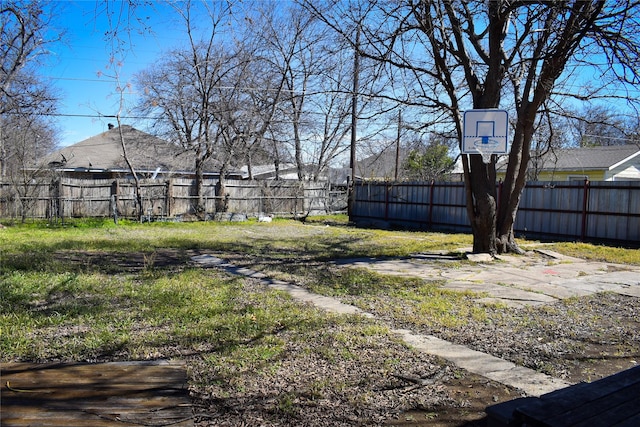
<box><xmin>1</xmin><ymin>1</ymin><xmax>61</xmax><ymax>180</ymax></box>
<box><xmin>305</xmin><ymin>0</ymin><xmax>640</xmax><ymax>254</ymax></box>
<box><xmin>253</xmin><ymin>2</ymin><xmax>390</xmax><ymax>183</ymax></box>
<box><xmin>525</xmin><ymin>108</ymin><xmax>573</xmax><ymax>181</ymax></box>
<box><xmin>251</xmin><ymin>3</ymin><xmax>325</xmax><ymax>180</ymax></box>
<box><xmin>567</xmin><ymin>104</ymin><xmax>629</xmax><ymax>147</ymax></box>
<box><xmin>225</xmin><ymin>17</ymin><xmax>291</xmax><ymax>181</ymax></box>
<box><xmin>89</xmin><ymin>0</ymin><xmax>161</xmax><ymax>221</ymax></box>
<box><xmin>1</xmin><ymin>114</ymin><xmax>56</xmax><ymax>221</ymax></box>
<box><xmin>136</xmin><ymin>1</ymin><xmax>241</xmax><ymax>217</ymax></box>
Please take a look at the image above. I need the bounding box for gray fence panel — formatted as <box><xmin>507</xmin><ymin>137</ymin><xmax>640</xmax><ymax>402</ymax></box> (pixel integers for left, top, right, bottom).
<box><xmin>625</xmin><ymin>183</ymin><xmax>640</xmax><ymax>242</ymax></box>
<box><xmin>352</xmin><ymin>180</ymin><xmax>639</xmax><ymax>245</ymax></box>
<box><xmin>352</xmin><ymin>182</ymin><xmax>386</xmax><ymax>220</ymax></box>
<box><xmin>515</xmin><ymin>182</ymin><xmax>585</xmax><ymax>239</ymax></box>
<box><xmin>586</xmin><ymin>181</ymin><xmax>640</xmax><ymax>242</ymax></box>
<box><xmin>431</xmin><ymin>182</ymin><xmax>468</xmax><ymax>231</ymax></box>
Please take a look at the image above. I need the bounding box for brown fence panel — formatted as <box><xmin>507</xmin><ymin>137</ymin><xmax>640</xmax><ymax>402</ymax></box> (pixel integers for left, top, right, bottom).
<box><xmin>60</xmin><ymin>178</ymin><xmax>112</xmax><ymax>217</ymax></box>
<box><xmin>224</xmin><ymin>180</ymin><xmax>325</xmax><ymax>216</ymax></box>
<box><xmin>0</xmin><ymin>181</ymin><xmax>51</xmax><ymax>219</ymax></box>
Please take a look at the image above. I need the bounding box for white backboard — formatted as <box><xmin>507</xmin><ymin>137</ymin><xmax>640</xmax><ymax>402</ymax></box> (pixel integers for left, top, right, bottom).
<box><xmin>462</xmin><ymin>109</ymin><xmax>509</xmax><ymax>154</ymax></box>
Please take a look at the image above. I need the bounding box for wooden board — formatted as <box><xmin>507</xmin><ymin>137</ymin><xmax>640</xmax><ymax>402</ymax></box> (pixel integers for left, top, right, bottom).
<box><xmin>514</xmin><ymin>365</ymin><xmax>640</xmax><ymax>427</ymax></box>
<box><xmin>1</xmin><ymin>361</ymin><xmax>194</xmax><ymax>427</ymax></box>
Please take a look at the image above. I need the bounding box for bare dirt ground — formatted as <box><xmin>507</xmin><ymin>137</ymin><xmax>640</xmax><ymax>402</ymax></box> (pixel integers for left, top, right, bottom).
<box><xmin>183</xmin><ymin>275</ymin><xmax>523</xmax><ymax>427</ymax></box>
<box><xmin>50</xmin><ymin>249</ymin><xmax>640</xmax><ymax>426</ymax></box>
<box><xmin>192</xmin><ymin>251</ymin><xmax>640</xmax><ymax>427</ymax></box>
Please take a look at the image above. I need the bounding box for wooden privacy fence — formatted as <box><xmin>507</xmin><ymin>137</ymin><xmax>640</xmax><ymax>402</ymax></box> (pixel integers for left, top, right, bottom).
<box><xmin>0</xmin><ymin>177</ymin><xmax>342</xmax><ymax>221</ymax></box>
<box><xmin>351</xmin><ymin>180</ymin><xmax>640</xmax><ymax>245</ymax></box>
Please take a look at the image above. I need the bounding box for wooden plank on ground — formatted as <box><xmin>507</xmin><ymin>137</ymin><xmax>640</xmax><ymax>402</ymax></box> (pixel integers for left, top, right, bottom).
<box><xmin>1</xmin><ymin>361</ymin><xmax>194</xmax><ymax>427</ymax></box>
<box><xmin>515</xmin><ymin>365</ymin><xmax>640</xmax><ymax>427</ymax></box>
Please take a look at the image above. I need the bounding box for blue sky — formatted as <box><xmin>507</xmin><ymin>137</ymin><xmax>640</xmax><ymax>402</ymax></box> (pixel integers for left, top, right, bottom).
<box><xmin>46</xmin><ymin>1</ymin><xmax>180</xmax><ymax>146</ymax></box>
<box><xmin>43</xmin><ymin>1</ymin><xmax>640</xmax><ymax>150</ymax></box>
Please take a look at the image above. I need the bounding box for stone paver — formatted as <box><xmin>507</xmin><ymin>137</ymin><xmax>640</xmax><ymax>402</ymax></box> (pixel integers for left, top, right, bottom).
<box><xmin>393</xmin><ymin>329</ymin><xmax>570</xmax><ymax>396</ymax></box>
<box><xmin>192</xmin><ymin>250</ymin><xmax>639</xmax><ymax>397</ymax></box>
<box><xmin>334</xmin><ymin>250</ymin><xmax>640</xmax><ymax>308</ymax></box>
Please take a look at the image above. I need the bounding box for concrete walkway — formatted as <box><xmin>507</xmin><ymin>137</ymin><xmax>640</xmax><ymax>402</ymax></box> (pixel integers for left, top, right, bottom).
<box><xmin>191</xmin><ymin>251</ymin><xmax>640</xmax><ymax>397</ymax></box>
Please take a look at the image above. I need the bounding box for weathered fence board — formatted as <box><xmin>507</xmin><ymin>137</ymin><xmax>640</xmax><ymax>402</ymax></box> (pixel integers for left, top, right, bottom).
<box><xmin>0</xmin><ymin>177</ymin><xmax>338</xmax><ymax>221</ymax></box>
<box><xmin>352</xmin><ymin>180</ymin><xmax>640</xmax><ymax>245</ymax></box>
<box><xmin>6</xmin><ymin>176</ymin><xmax>636</xmax><ymax>245</ymax></box>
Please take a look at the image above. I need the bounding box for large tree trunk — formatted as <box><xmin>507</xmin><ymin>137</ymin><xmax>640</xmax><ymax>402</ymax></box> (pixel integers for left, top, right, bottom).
<box><xmin>193</xmin><ymin>156</ymin><xmax>206</xmax><ymax>219</ymax></box>
<box><xmin>496</xmin><ymin>115</ymin><xmax>534</xmax><ymax>254</ymax></box>
<box><xmin>466</xmin><ymin>155</ymin><xmax>498</xmax><ymax>254</ymax></box>
<box><xmin>215</xmin><ymin>164</ymin><xmax>229</xmax><ymax>213</ymax></box>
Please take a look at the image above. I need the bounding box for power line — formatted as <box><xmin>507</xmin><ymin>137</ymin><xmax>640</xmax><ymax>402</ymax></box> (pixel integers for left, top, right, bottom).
<box><xmin>2</xmin><ymin>111</ymin><xmax>151</xmax><ymax>120</ymax></box>
<box><xmin>45</xmin><ymin>76</ymin><xmax>120</xmax><ymax>83</ymax></box>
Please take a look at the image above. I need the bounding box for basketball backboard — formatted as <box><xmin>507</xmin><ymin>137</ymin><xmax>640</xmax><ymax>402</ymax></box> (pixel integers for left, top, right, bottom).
<box><xmin>462</xmin><ymin>109</ymin><xmax>509</xmax><ymax>162</ymax></box>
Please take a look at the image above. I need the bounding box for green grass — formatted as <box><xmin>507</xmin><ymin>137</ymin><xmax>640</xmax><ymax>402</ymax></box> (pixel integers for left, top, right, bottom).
<box><xmin>304</xmin><ymin>267</ymin><xmax>489</xmax><ymax>328</ymax></box>
<box><xmin>1</xmin><ymin>217</ymin><xmax>434</xmax><ymax>371</ymax></box>
<box><xmin>0</xmin><ymin>265</ymin><xmax>316</xmax><ymax>361</ymax></box>
<box><xmin>550</xmin><ymin>242</ymin><xmax>640</xmax><ymax>266</ymax></box>
<box><xmin>2</xmin><ymin>216</ymin><xmax>637</xmax><ymax>365</ymax></box>
<box><xmin>0</xmin><ymin>217</ymin><xmax>472</xmax><ymax>266</ymax></box>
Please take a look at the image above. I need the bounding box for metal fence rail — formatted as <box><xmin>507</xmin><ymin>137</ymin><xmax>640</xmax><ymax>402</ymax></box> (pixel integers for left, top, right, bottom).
<box><xmin>351</xmin><ymin>180</ymin><xmax>640</xmax><ymax>245</ymax></box>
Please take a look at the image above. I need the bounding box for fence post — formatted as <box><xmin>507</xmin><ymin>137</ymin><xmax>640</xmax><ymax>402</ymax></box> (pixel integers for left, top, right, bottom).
<box><xmin>48</xmin><ymin>178</ymin><xmax>59</xmax><ymax>222</ymax></box>
<box><xmin>58</xmin><ymin>178</ymin><xmax>64</xmax><ymax>224</ymax></box>
<box><xmin>110</xmin><ymin>180</ymin><xmax>119</xmax><ymax>223</ymax></box>
<box><xmin>581</xmin><ymin>179</ymin><xmax>590</xmax><ymax>241</ymax></box>
<box><xmin>428</xmin><ymin>180</ymin><xmax>435</xmax><ymax>230</ymax></box>
<box><xmin>385</xmin><ymin>183</ymin><xmax>390</xmax><ymax>220</ymax></box>
<box><xmin>166</xmin><ymin>179</ymin><xmax>173</xmax><ymax>218</ymax></box>
<box><xmin>51</xmin><ymin>178</ymin><xmax>64</xmax><ymax>222</ymax></box>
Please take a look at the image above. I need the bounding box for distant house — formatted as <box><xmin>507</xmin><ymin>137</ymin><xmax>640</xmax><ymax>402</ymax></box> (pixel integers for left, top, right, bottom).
<box><xmin>354</xmin><ymin>145</ymin><xmax>462</xmax><ymax>182</ymax></box>
<box><xmin>528</xmin><ymin>145</ymin><xmax>640</xmax><ymax>181</ymax></box>
<box><xmin>42</xmin><ymin>125</ymin><xmax>240</xmax><ymax>180</ymax></box>
<box><xmin>354</xmin><ymin>146</ymin><xmax>407</xmax><ymax>181</ymax></box>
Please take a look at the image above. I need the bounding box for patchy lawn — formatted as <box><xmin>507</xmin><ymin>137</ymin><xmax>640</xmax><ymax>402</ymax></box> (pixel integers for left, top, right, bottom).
<box><xmin>1</xmin><ymin>218</ymin><xmax>638</xmax><ymax>426</ymax></box>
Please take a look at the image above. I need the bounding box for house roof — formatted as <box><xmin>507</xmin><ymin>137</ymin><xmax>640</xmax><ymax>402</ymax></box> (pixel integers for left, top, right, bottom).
<box><xmin>539</xmin><ymin>145</ymin><xmax>640</xmax><ymax>171</ymax></box>
<box><xmin>43</xmin><ymin>125</ymin><xmax>218</xmax><ymax>174</ymax></box>
<box><xmin>355</xmin><ymin>146</ymin><xmax>408</xmax><ymax>180</ymax></box>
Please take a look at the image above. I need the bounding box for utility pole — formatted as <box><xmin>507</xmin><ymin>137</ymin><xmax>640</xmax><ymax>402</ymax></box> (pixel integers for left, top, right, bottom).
<box><xmin>348</xmin><ymin>25</ymin><xmax>360</xmax><ymax>218</ymax></box>
<box><xmin>395</xmin><ymin>109</ymin><xmax>402</xmax><ymax>181</ymax></box>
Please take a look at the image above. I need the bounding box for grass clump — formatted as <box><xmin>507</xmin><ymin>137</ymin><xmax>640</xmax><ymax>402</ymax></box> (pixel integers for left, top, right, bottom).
<box><xmin>550</xmin><ymin>242</ymin><xmax>640</xmax><ymax>266</ymax></box>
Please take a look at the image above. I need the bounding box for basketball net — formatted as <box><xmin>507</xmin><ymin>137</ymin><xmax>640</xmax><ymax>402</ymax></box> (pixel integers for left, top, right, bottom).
<box><xmin>475</xmin><ymin>145</ymin><xmax>494</xmax><ymax>164</ymax></box>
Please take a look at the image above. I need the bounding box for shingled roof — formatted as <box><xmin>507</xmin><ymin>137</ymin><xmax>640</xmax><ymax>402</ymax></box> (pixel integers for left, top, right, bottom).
<box><xmin>539</xmin><ymin>144</ymin><xmax>640</xmax><ymax>171</ymax></box>
<box><xmin>44</xmin><ymin>125</ymin><xmax>215</xmax><ymax>174</ymax></box>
